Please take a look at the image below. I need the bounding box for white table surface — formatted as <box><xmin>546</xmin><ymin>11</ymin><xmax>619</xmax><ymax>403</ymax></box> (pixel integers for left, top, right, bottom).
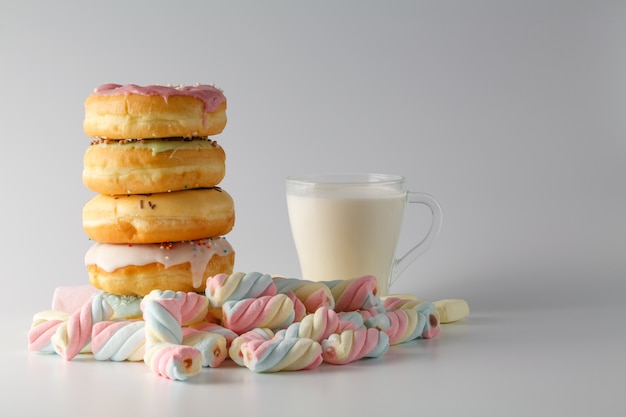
<box><xmin>5</xmin><ymin>296</ymin><xmax>624</xmax><ymax>417</ymax></box>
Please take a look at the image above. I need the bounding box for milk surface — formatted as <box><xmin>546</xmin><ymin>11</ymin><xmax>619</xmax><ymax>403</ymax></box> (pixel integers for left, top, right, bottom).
<box><xmin>287</xmin><ymin>187</ymin><xmax>406</xmax><ymax>290</ymax></box>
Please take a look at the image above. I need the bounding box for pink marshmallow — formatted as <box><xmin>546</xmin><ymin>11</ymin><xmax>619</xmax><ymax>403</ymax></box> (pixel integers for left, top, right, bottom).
<box><xmin>51</xmin><ymin>285</ymin><xmax>99</xmax><ymax>313</ymax></box>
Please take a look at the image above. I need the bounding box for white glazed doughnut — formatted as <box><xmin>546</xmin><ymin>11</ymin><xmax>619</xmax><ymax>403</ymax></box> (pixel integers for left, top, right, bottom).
<box><xmin>85</xmin><ymin>238</ymin><xmax>235</xmax><ymax>296</ymax></box>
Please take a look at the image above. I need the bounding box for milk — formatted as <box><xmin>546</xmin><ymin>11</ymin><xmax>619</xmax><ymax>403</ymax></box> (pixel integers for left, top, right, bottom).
<box><xmin>287</xmin><ymin>188</ymin><xmax>406</xmax><ymax>291</ymax></box>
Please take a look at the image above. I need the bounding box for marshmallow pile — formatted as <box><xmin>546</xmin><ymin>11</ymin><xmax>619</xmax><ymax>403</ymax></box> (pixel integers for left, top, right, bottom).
<box><xmin>28</xmin><ymin>273</ymin><xmax>468</xmax><ymax>381</ymax></box>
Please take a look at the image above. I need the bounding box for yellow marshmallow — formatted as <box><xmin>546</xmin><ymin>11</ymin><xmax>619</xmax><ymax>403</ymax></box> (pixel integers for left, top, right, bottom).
<box><xmin>433</xmin><ymin>299</ymin><xmax>470</xmax><ymax>323</ymax></box>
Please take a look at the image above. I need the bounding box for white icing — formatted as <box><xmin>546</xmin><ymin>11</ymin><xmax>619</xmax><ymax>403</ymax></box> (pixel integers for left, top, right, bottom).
<box><xmin>85</xmin><ymin>238</ymin><xmax>233</xmax><ymax>289</ymax></box>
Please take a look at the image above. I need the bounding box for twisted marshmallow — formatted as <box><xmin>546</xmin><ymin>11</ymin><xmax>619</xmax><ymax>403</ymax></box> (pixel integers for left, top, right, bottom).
<box><xmin>364</xmin><ymin>310</ymin><xmax>422</xmax><ymax>345</ymax></box>
<box><xmin>28</xmin><ymin>310</ymin><xmax>70</xmax><ymax>353</ymax></box>
<box><xmin>273</xmin><ymin>277</ymin><xmax>335</xmax><ymax>312</ymax></box>
<box><xmin>417</xmin><ymin>302</ymin><xmax>440</xmax><ymax>339</ymax></box>
<box><xmin>240</xmin><ymin>329</ymin><xmax>323</xmax><ymax>372</ymax></box>
<box><xmin>321</xmin><ymin>328</ymin><xmax>389</xmax><ymax>364</ymax></box>
<box><xmin>324</xmin><ymin>275</ymin><xmax>382</xmax><ymax>312</ymax></box>
<box><xmin>228</xmin><ymin>328</ymin><xmax>275</xmax><ymax>366</ymax></box>
<box><xmin>91</xmin><ymin>320</ymin><xmax>145</xmax><ymax>361</ymax></box>
<box><xmin>284</xmin><ymin>306</ymin><xmax>356</xmax><ymax>343</ymax></box>
<box><xmin>142</xmin><ymin>296</ymin><xmax>204</xmax><ymax>380</ymax></box>
<box><xmin>181</xmin><ymin>328</ymin><xmax>227</xmax><ymax>368</ymax></box>
<box><xmin>364</xmin><ymin>301</ymin><xmax>440</xmax><ymax>344</ymax></box>
<box><xmin>143</xmin><ymin>343</ymin><xmax>202</xmax><ymax>381</ymax></box>
<box><xmin>142</xmin><ymin>298</ymin><xmax>183</xmax><ymax>345</ymax></box>
<box><xmin>285</xmin><ymin>291</ymin><xmax>307</xmax><ymax>323</ymax></box>
<box><xmin>336</xmin><ymin>311</ymin><xmax>366</xmax><ymax>329</ymax></box>
<box><xmin>189</xmin><ymin>322</ymin><xmax>238</xmax><ymax>347</ymax></box>
<box><xmin>143</xmin><ymin>290</ymin><xmax>209</xmax><ymax>327</ymax></box>
<box><xmin>221</xmin><ymin>294</ymin><xmax>295</xmax><ymax>334</ymax></box>
<box><xmin>52</xmin><ymin>292</ymin><xmax>113</xmax><ymax>360</ymax></box>
<box><xmin>383</xmin><ymin>296</ymin><xmax>422</xmax><ymax>312</ymax></box>
<box><xmin>205</xmin><ymin>271</ymin><xmax>276</xmax><ymax>308</ymax></box>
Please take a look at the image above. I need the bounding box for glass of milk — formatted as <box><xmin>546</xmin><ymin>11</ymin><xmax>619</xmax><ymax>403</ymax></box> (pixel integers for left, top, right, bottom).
<box><xmin>286</xmin><ymin>173</ymin><xmax>442</xmax><ymax>295</ymax></box>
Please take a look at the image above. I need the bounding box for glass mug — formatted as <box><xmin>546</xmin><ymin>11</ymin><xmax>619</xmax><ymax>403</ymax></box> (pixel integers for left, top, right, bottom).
<box><xmin>286</xmin><ymin>173</ymin><xmax>442</xmax><ymax>296</ymax></box>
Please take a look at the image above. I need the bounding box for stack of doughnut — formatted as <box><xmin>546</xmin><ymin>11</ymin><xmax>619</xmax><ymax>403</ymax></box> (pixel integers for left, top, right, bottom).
<box><xmin>81</xmin><ymin>83</ymin><xmax>236</xmax><ymax>297</ymax></box>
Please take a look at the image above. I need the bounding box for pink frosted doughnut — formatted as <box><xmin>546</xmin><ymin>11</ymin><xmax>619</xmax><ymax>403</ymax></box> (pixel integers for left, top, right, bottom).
<box><xmin>321</xmin><ymin>328</ymin><xmax>389</xmax><ymax>365</ymax></box>
<box><xmin>181</xmin><ymin>328</ymin><xmax>227</xmax><ymax>368</ymax></box>
<box><xmin>228</xmin><ymin>328</ymin><xmax>275</xmax><ymax>366</ymax></box>
<box><xmin>221</xmin><ymin>294</ymin><xmax>295</xmax><ymax>334</ymax></box>
<box><xmin>143</xmin><ymin>342</ymin><xmax>203</xmax><ymax>381</ymax></box>
<box><xmin>28</xmin><ymin>310</ymin><xmax>70</xmax><ymax>353</ymax></box>
<box><xmin>52</xmin><ymin>292</ymin><xmax>113</xmax><ymax>360</ymax></box>
<box><xmin>91</xmin><ymin>320</ymin><xmax>146</xmax><ymax>361</ymax></box>
<box><xmin>272</xmin><ymin>277</ymin><xmax>335</xmax><ymax>312</ymax></box>
<box><xmin>240</xmin><ymin>330</ymin><xmax>323</xmax><ymax>372</ymax></box>
<box><xmin>205</xmin><ymin>272</ymin><xmax>276</xmax><ymax>308</ymax></box>
<box><xmin>324</xmin><ymin>275</ymin><xmax>382</xmax><ymax>312</ymax></box>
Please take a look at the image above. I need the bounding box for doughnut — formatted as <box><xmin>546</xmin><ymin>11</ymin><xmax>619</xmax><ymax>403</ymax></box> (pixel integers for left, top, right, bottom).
<box><xmin>82</xmin><ymin>187</ymin><xmax>235</xmax><ymax>244</ymax></box>
<box><xmin>83</xmin><ymin>84</ymin><xmax>227</xmax><ymax>139</ymax></box>
<box><xmin>85</xmin><ymin>238</ymin><xmax>235</xmax><ymax>296</ymax></box>
<box><xmin>83</xmin><ymin>138</ymin><xmax>226</xmax><ymax>195</ymax></box>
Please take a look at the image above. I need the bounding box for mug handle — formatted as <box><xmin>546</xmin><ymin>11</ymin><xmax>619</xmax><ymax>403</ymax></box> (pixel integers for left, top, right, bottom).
<box><xmin>389</xmin><ymin>193</ymin><xmax>443</xmax><ymax>286</ymax></box>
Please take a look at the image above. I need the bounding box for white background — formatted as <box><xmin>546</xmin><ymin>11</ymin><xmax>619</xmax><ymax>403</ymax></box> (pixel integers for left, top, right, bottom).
<box><xmin>1</xmin><ymin>1</ymin><xmax>624</xmax><ymax>416</ymax></box>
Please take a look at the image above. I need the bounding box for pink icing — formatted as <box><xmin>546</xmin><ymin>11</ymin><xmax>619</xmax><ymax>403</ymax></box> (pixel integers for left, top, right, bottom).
<box><xmin>92</xmin><ymin>83</ymin><xmax>226</xmax><ymax>113</ymax></box>
<box><xmin>84</xmin><ymin>238</ymin><xmax>233</xmax><ymax>290</ymax></box>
